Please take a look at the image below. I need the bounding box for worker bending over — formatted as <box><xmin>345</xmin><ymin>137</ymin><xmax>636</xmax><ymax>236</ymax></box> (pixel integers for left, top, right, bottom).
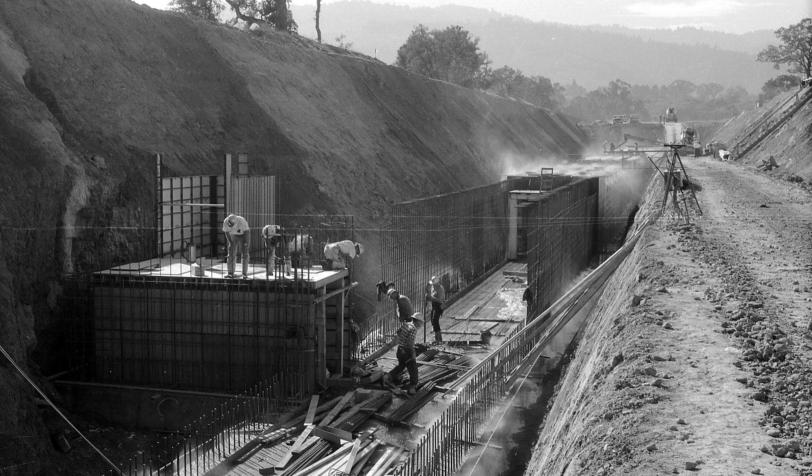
<box><xmin>384</xmin><ymin>288</ymin><xmax>419</xmax><ymax>395</ymax></box>
<box><xmin>323</xmin><ymin>240</ymin><xmax>364</xmax><ymax>269</ymax></box>
<box><xmin>262</xmin><ymin>224</ymin><xmax>289</xmax><ymax>276</ymax></box>
<box><xmin>223</xmin><ymin>214</ymin><xmax>250</xmax><ymax>279</ymax></box>
<box><xmin>426</xmin><ymin>275</ymin><xmax>446</xmax><ymax>343</ymax></box>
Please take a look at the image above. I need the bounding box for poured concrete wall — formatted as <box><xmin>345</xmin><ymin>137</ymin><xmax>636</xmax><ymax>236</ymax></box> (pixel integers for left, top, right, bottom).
<box><xmin>87</xmin><ymin>277</ymin><xmax>351</xmax><ymax>394</ymax></box>
<box><xmin>526</xmin><ymin>178</ymin><xmax>600</xmax><ymax>317</ymax></box>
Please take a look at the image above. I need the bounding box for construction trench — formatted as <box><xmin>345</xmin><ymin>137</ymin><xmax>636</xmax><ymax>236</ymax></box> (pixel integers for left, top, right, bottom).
<box><xmin>55</xmin><ymin>153</ymin><xmax>655</xmax><ymax>475</ymax></box>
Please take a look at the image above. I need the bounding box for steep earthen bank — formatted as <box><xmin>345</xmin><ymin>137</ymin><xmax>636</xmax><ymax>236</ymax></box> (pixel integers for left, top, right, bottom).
<box><xmin>713</xmin><ymin>89</ymin><xmax>812</xmax><ymax>183</ymax></box>
<box><xmin>0</xmin><ymin>0</ymin><xmax>586</xmax><ymax>471</ymax></box>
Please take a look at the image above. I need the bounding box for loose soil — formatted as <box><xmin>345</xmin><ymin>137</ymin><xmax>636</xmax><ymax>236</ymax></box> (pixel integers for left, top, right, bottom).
<box><xmin>528</xmin><ymin>155</ymin><xmax>812</xmax><ymax>475</ymax></box>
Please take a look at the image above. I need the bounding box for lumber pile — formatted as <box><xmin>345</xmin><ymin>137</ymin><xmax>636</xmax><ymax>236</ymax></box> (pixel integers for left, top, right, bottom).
<box><xmin>385</xmin><ymin>381</ymin><xmax>437</xmax><ymax>424</ymax></box>
<box><xmin>248</xmin><ymin>389</ymin><xmax>405</xmax><ymax>475</ymax></box>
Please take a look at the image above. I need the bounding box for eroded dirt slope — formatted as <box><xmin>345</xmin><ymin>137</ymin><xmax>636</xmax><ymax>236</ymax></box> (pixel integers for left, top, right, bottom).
<box><xmin>528</xmin><ymin>156</ymin><xmax>812</xmax><ymax>475</ymax></box>
<box><xmin>712</xmin><ymin>88</ymin><xmax>812</xmax><ymax>183</ymax></box>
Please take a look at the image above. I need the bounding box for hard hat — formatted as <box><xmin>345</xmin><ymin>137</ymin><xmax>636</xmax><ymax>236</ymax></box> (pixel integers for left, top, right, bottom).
<box><xmin>386</xmin><ymin>288</ymin><xmax>398</xmax><ymax>298</ymax></box>
<box><xmin>262</xmin><ymin>224</ymin><xmax>281</xmax><ymax>239</ymax></box>
<box><xmin>430</xmin><ymin>275</ymin><xmax>439</xmax><ymax>285</ymax></box>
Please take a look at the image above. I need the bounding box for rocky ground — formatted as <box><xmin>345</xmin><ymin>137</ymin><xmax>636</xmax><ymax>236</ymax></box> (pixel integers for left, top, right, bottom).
<box><xmin>529</xmin><ymin>154</ymin><xmax>812</xmax><ymax>475</ymax></box>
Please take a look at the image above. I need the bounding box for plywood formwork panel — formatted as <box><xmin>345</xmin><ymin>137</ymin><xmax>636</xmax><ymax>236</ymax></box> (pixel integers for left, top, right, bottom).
<box><xmin>89</xmin><ymin>278</ymin><xmax>344</xmax><ymax>393</ymax></box>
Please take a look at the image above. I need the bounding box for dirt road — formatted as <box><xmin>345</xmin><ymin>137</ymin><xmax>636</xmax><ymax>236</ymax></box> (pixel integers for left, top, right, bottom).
<box><xmin>528</xmin><ymin>155</ymin><xmax>812</xmax><ymax>475</ymax></box>
<box><xmin>639</xmin><ymin>156</ymin><xmax>812</xmax><ymax>474</ymax></box>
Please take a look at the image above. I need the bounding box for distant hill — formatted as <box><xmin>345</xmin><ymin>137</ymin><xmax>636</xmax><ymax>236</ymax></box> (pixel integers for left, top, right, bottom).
<box><xmin>293</xmin><ymin>1</ymin><xmax>778</xmax><ymax>92</ymax></box>
<box><xmin>584</xmin><ymin>25</ymin><xmax>775</xmax><ymax>55</ymax></box>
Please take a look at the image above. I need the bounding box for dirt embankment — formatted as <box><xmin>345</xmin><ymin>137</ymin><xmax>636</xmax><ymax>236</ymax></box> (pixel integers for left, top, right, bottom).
<box><xmin>713</xmin><ymin>88</ymin><xmax>812</xmax><ymax>183</ymax></box>
<box><xmin>527</xmin><ymin>157</ymin><xmax>812</xmax><ymax>475</ymax></box>
<box><xmin>0</xmin><ymin>0</ymin><xmax>586</xmax><ymax>471</ymax></box>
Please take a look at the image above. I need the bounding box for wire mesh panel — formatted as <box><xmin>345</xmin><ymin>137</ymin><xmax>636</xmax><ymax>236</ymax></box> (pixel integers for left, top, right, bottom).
<box><xmin>228</xmin><ymin>175</ymin><xmax>276</xmax><ymax>257</ymax></box>
<box><xmin>355</xmin><ymin>177</ymin><xmax>580</xmax><ymax>358</ymax></box>
<box><xmin>382</xmin><ymin>182</ymin><xmax>513</xmax><ymax>318</ymax></box>
<box><xmin>74</xmin><ymin>277</ymin><xmax>320</xmax><ymax>394</ymax></box>
<box><xmin>525</xmin><ymin>177</ymin><xmax>599</xmax><ymax>319</ymax></box>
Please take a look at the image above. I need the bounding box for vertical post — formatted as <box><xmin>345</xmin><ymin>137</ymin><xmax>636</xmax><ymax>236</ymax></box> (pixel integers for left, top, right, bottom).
<box><xmin>316</xmin><ymin>286</ymin><xmax>326</xmax><ymax>388</ymax></box>
<box><xmin>210</xmin><ymin>175</ymin><xmax>219</xmax><ymax>258</ymax></box>
<box><xmin>507</xmin><ymin>193</ymin><xmax>518</xmax><ymax>260</ymax></box>
<box><xmin>338</xmin><ymin>281</ymin><xmax>345</xmax><ymax>376</ymax></box>
<box><xmin>155</xmin><ymin>153</ymin><xmax>162</xmax><ymax>256</ymax></box>
<box><xmin>224</xmin><ymin>153</ymin><xmax>232</xmax><ymax>215</ymax></box>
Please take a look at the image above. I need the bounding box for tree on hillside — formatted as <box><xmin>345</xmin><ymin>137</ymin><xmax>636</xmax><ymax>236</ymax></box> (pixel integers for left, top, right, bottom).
<box><xmin>396</xmin><ymin>25</ymin><xmax>488</xmax><ymax>87</ymax></box>
<box><xmin>629</xmin><ymin>80</ymin><xmax>751</xmax><ymax>121</ymax></box>
<box><xmin>759</xmin><ymin>74</ymin><xmax>801</xmax><ymax>103</ymax></box>
<box><xmin>170</xmin><ymin>0</ymin><xmax>222</xmax><ymax>21</ymax></box>
<box><xmin>315</xmin><ymin>0</ymin><xmax>322</xmax><ymax>42</ymax></box>
<box><xmin>482</xmin><ymin>66</ymin><xmax>564</xmax><ymax>109</ymax></box>
<box><xmin>564</xmin><ymin>79</ymin><xmax>648</xmax><ymax>121</ymax></box>
<box><xmin>757</xmin><ymin>18</ymin><xmax>812</xmax><ymax>78</ymax></box>
<box><xmin>222</xmin><ymin>0</ymin><xmax>297</xmax><ymax>31</ymax></box>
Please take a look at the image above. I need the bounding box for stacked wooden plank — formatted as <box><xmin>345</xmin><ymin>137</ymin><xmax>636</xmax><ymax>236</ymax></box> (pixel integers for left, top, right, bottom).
<box><xmin>387</xmin><ymin>350</ymin><xmax>473</xmax><ymax>388</ymax></box>
<box><xmin>386</xmin><ymin>381</ymin><xmax>437</xmax><ymax>424</ymax></box>
<box><xmin>227</xmin><ymin>394</ymin><xmax>345</xmax><ymax>463</ymax></box>
<box><xmin>252</xmin><ymin>389</ymin><xmax>393</xmax><ymax>475</ymax></box>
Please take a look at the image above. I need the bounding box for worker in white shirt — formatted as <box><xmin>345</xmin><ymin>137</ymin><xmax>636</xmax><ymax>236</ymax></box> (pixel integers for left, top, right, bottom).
<box><xmin>223</xmin><ymin>214</ymin><xmax>250</xmax><ymax>279</ymax></box>
<box><xmin>323</xmin><ymin>240</ymin><xmax>363</xmax><ymax>269</ymax></box>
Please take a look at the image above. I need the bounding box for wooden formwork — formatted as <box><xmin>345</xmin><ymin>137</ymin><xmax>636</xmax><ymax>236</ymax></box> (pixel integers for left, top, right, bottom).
<box><xmin>89</xmin><ymin>270</ymin><xmax>352</xmax><ymax>394</ymax></box>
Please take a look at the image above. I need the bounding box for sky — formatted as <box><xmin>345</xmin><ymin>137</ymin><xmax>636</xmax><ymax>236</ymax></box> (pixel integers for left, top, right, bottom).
<box><xmin>139</xmin><ymin>0</ymin><xmax>811</xmax><ymax>33</ymax></box>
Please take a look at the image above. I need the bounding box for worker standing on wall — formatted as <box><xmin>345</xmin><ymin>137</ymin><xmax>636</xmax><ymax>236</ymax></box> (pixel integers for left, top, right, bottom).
<box><xmin>426</xmin><ymin>276</ymin><xmax>446</xmax><ymax>344</ymax></box>
<box><xmin>223</xmin><ymin>214</ymin><xmax>250</xmax><ymax>279</ymax></box>
<box><xmin>384</xmin><ymin>288</ymin><xmax>419</xmax><ymax>395</ymax></box>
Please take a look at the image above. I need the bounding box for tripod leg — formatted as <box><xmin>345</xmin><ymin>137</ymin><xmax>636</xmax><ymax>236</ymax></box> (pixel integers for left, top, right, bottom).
<box><xmin>675</xmin><ymin>150</ymin><xmax>703</xmax><ymax>215</ymax></box>
<box><xmin>661</xmin><ymin>152</ymin><xmax>677</xmax><ymax>215</ymax></box>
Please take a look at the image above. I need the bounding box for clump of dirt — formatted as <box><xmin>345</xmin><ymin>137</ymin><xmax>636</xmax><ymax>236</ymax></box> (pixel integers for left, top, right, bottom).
<box><xmin>527</xmin><ymin>156</ymin><xmax>812</xmax><ymax>475</ymax></box>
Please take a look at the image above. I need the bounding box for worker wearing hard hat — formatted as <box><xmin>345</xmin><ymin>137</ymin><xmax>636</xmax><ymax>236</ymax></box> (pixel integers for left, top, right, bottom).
<box><xmin>223</xmin><ymin>214</ymin><xmax>250</xmax><ymax>279</ymax></box>
<box><xmin>426</xmin><ymin>276</ymin><xmax>446</xmax><ymax>343</ymax></box>
<box><xmin>385</xmin><ymin>288</ymin><xmax>419</xmax><ymax>395</ymax></box>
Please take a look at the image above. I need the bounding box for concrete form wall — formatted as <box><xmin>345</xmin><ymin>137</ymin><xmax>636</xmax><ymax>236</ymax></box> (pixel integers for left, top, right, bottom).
<box><xmin>526</xmin><ymin>177</ymin><xmax>599</xmax><ymax>317</ymax></box>
<box><xmin>382</xmin><ymin>180</ymin><xmax>516</xmax><ymax>318</ymax></box>
<box><xmin>91</xmin><ymin>281</ymin><xmax>323</xmax><ymax>394</ymax></box>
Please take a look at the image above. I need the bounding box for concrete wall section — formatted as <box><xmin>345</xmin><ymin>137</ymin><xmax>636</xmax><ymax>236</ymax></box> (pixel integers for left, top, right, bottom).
<box><xmin>525</xmin><ymin>178</ymin><xmax>600</xmax><ymax>317</ymax></box>
<box><xmin>92</xmin><ymin>282</ymin><xmax>319</xmax><ymax>394</ymax></box>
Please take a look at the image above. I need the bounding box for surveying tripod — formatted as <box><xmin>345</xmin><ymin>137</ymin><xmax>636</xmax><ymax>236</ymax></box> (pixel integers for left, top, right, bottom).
<box><xmin>655</xmin><ymin>144</ymin><xmax>702</xmax><ymax>223</ymax></box>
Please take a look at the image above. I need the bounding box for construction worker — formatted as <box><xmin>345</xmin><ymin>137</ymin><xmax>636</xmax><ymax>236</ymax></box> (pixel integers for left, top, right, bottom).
<box><xmin>384</xmin><ymin>288</ymin><xmax>418</xmax><ymax>395</ymax></box>
<box><xmin>426</xmin><ymin>276</ymin><xmax>446</xmax><ymax>343</ymax></box>
<box><xmin>522</xmin><ymin>286</ymin><xmax>534</xmax><ymax>321</ymax></box>
<box><xmin>323</xmin><ymin>240</ymin><xmax>364</xmax><ymax>270</ymax></box>
<box><xmin>223</xmin><ymin>214</ymin><xmax>250</xmax><ymax>279</ymax></box>
<box><xmin>261</xmin><ymin>224</ymin><xmax>287</xmax><ymax>276</ymax></box>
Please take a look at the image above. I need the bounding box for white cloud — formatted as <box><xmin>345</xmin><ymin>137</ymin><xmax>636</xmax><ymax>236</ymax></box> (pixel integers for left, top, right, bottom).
<box><xmin>625</xmin><ymin>0</ymin><xmax>746</xmax><ymax>18</ymax></box>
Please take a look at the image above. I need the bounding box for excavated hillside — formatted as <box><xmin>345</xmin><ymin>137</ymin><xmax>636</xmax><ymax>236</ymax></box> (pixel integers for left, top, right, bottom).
<box><xmin>0</xmin><ymin>0</ymin><xmax>586</xmax><ymax>471</ymax></box>
<box><xmin>713</xmin><ymin>88</ymin><xmax>812</xmax><ymax>183</ymax></box>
